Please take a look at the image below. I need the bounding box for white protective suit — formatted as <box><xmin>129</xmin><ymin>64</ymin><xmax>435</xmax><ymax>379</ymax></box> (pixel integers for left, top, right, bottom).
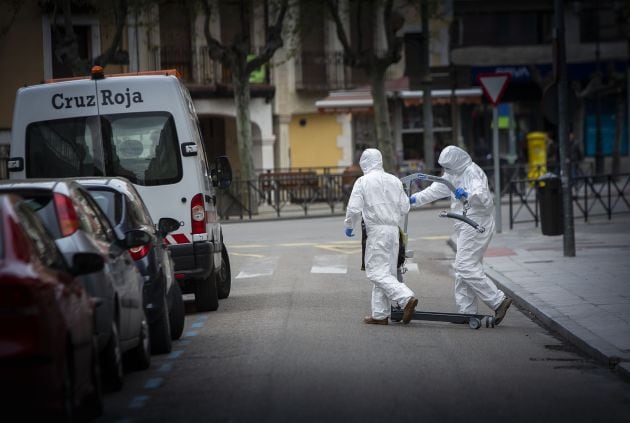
<box><xmin>344</xmin><ymin>149</ymin><xmax>415</xmax><ymax>320</ymax></box>
<box><xmin>410</xmin><ymin>145</ymin><xmax>506</xmax><ymax>314</ymax></box>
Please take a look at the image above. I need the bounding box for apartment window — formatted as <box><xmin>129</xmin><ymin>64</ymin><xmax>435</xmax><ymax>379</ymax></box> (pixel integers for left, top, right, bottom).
<box><xmin>159</xmin><ymin>2</ymin><xmax>192</xmax><ymax>81</ymax></box>
<box><xmin>457</xmin><ymin>12</ymin><xmax>552</xmax><ymax>46</ymax></box>
<box><xmin>42</xmin><ymin>16</ymin><xmax>101</xmax><ymax>80</ymax></box>
<box><xmin>580</xmin><ymin>8</ymin><xmax>625</xmax><ymax>43</ymax></box>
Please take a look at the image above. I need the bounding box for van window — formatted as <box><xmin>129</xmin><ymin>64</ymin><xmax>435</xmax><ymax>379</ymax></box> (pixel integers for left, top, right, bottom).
<box><xmin>26</xmin><ymin>116</ymin><xmax>105</xmax><ymax>177</ymax></box>
<box><xmin>26</xmin><ymin>112</ymin><xmax>182</xmax><ymax>186</ymax></box>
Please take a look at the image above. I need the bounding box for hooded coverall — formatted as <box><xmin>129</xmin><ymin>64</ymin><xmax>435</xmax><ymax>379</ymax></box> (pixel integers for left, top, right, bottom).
<box><xmin>410</xmin><ymin>146</ymin><xmax>506</xmax><ymax>314</ymax></box>
<box><xmin>345</xmin><ymin>149</ymin><xmax>415</xmax><ymax>320</ymax></box>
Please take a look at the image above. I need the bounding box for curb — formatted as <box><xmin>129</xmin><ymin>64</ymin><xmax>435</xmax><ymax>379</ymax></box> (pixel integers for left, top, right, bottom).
<box><xmin>447</xmin><ymin>236</ymin><xmax>630</xmax><ymax>382</ymax></box>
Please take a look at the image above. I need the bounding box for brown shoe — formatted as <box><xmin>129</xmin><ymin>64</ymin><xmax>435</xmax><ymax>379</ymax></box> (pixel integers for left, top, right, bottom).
<box><xmin>494</xmin><ymin>297</ymin><xmax>513</xmax><ymax>326</ymax></box>
<box><xmin>364</xmin><ymin>316</ymin><xmax>388</xmax><ymax>325</ymax></box>
<box><xmin>402</xmin><ymin>297</ymin><xmax>418</xmax><ymax>324</ymax></box>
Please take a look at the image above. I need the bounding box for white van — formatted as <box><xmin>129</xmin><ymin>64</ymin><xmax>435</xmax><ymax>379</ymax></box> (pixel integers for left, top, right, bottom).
<box><xmin>8</xmin><ymin>67</ymin><xmax>233</xmax><ymax>312</ymax></box>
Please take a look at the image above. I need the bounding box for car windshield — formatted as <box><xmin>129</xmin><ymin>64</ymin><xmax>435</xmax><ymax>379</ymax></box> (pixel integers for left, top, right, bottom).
<box><xmin>26</xmin><ymin>112</ymin><xmax>182</xmax><ymax>186</ymax></box>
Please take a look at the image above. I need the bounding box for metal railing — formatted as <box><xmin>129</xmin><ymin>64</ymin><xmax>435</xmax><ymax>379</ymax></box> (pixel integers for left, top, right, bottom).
<box><xmin>508</xmin><ymin>173</ymin><xmax>630</xmax><ymax>229</ymax></box>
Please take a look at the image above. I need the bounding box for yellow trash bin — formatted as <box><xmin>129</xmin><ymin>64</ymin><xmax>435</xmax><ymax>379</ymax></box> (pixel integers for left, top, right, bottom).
<box><xmin>527</xmin><ymin>132</ymin><xmax>547</xmax><ymax>183</ymax></box>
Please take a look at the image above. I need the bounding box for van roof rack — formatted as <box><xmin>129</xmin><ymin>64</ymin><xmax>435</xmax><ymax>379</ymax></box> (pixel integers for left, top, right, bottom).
<box><xmin>45</xmin><ymin>67</ymin><xmax>181</xmax><ymax>84</ymax></box>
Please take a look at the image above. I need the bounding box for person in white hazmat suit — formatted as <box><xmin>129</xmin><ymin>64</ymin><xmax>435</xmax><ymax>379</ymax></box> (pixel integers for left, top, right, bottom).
<box><xmin>409</xmin><ymin>145</ymin><xmax>512</xmax><ymax>325</ymax></box>
<box><xmin>344</xmin><ymin>148</ymin><xmax>418</xmax><ymax>325</ymax></box>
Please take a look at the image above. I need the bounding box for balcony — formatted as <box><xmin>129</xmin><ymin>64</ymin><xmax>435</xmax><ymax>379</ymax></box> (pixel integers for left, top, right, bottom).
<box><xmin>294</xmin><ymin>51</ymin><xmax>371</xmax><ymax>91</ymax></box>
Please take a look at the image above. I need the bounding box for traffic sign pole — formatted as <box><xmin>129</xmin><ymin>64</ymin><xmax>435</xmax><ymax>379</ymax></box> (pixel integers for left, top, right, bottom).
<box><xmin>492</xmin><ymin>106</ymin><xmax>502</xmax><ymax>233</ymax></box>
<box><xmin>476</xmin><ymin>72</ymin><xmax>511</xmax><ymax>234</ymax></box>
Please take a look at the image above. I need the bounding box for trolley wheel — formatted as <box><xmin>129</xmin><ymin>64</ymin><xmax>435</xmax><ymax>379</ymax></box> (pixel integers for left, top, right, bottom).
<box><xmin>468</xmin><ymin>317</ymin><xmax>481</xmax><ymax>330</ymax></box>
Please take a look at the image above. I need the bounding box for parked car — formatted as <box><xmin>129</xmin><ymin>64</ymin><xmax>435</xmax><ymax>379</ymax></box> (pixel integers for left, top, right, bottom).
<box><xmin>0</xmin><ymin>194</ymin><xmax>104</xmax><ymax>420</ymax></box>
<box><xmin>0</xmin><ymin>179</ymin><xmax>151</xmax><ymax>391</ymax></box>
<box><xmin>78</xmin><ymin>177</ymin><xmax>185</xmax><ymax>350</ymax></box>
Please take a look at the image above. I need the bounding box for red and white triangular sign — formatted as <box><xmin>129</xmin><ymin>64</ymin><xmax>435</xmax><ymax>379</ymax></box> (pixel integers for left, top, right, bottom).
<box><xmin>476</xmin><ymin>73</ymin><xmax>511</xmax><ymax>106</ymax></box>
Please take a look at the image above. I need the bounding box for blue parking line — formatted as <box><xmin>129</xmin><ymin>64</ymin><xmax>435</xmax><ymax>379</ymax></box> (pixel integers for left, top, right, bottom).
<box><xmin>144</xmin><ymin>377</ymin><xmax>164</xmax><ymax>389</ymax></box>
<box><xmin>168</xmin><ymin>350</ymin><xmax>184</xmax><ymax>359</ymax></box>
<box><xmin>128</xmin><ymin>395</ymin><xmax>150</xmax><ymax>409</ymax></box>
<box><xmin>157</xmin><ymin>362</ymin><xmax>174</xmax><ymax>372</ymax></box>
<box><xmin>184</xmin><ymin>330</ymin><xmax>198</xmax><ymax>337</ymax></box>
<box><xmin>191</xmin><ymin>322</ymin><xmax>204</xmax><ymax>328</ymax></box>
<box><xmin>177</xmin><ymin>339</ymin><xmax>191</xmax><ymax>347</ymax></box>
<box><xmin>196</xmin><ymin>315</ymin><xmax>209</xmax><ymax>321</ymax></box>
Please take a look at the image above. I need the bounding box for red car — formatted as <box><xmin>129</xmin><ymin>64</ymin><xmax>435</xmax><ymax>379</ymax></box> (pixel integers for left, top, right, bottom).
<box><xmin>0</xmin><ymin>194</ymin><xmax>104</xmax><ymax>420</ymax></box>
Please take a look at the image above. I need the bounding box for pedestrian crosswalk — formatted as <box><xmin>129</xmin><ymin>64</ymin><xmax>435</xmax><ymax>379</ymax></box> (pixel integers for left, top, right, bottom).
<box><xmin>234</xmin><ymin>254</ymin><xmax>419</xmax><ymax>279</ymax></box>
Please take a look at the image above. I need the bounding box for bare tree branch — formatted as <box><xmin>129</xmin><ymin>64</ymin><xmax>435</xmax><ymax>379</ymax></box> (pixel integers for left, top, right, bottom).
<box><xmin>94</xmin><ymin>0</ymin><xmax>129</xmax><ymax>66</ymax></box>
<box><xmin>247</xmin><ymin>0</ymin><xmax>289</xmax><ymax>73</ymax></box>
<box><xmin>202</xmin><ymin>0</ymin><xmax>231</xmax><ymax>64</ymax></box>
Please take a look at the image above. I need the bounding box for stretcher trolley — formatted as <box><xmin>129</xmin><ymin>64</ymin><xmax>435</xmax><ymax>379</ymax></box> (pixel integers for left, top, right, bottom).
<box><xmin>390</xmin><ymin>173</ymin><xmax>495</xmax><ymax>330</ymax></box>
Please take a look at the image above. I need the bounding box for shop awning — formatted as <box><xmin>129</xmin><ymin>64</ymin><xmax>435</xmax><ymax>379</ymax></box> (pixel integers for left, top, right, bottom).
<box><xmin>316</xmin><ymin>87</ymin><xmax>482</xmax><ymax>113</ymax></box>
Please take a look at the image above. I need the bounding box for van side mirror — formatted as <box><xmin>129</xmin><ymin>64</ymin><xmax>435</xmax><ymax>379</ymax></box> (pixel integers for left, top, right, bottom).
<box><xmin>158</xmin><ymin>217</ymin><xmax>180</xmax><ymax>237</ymax></box>
<box><xmin>211</xmin><ymin>155</ymin><xmax>232</xmax><ymax>189</ymax></box>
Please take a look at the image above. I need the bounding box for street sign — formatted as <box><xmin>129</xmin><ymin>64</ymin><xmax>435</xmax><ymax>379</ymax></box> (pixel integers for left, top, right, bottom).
<box><xmin>477</xmin><ymin>73</ymin><xmax>511</xmax><ymax>106</ymax></box>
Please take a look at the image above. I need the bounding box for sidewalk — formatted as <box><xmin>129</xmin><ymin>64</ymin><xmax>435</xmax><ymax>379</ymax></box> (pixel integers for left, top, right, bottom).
<box><xmin>450</xmin><ymin>213</ymin><xmax>630</xmax><ymax>379</ymax></box>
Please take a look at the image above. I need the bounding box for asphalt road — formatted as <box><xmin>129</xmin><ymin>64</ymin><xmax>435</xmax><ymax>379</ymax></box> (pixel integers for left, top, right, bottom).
<box><xmin>98</xmin><ymin>209</ymin><xmax>630</xmax><ymax>423</ymax></box>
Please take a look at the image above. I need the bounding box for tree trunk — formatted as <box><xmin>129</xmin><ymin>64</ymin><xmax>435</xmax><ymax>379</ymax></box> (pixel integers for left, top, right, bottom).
<box><xmin>232</xmin><ymin>63</ymin><xmax>255</xmax><ymax>182</ymax></box>
<box><xmin>421</xmin><ymin>0</ymin><xmax>434</xmax><ymax>171</ymax></box>
<box><xmin>371</xmin><ymin>65</ymin><xmax>395</xmax><ymax>172</ymax></box>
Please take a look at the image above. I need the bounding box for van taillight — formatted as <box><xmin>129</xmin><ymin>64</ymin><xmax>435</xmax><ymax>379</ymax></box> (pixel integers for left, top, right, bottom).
<box><xmin>129</xmin><ymin>243</ymin><xmax>152</xmax><ymax>261</ymax></box>
<box><xmin>54</xmin><ymin>193</ymin><xmax>80</xmax><ymax>237</ymax></box>
<box><xmin>191</xmin><ymin>193</ymin><xmax>206</xmax><ymax>235</ymax></box>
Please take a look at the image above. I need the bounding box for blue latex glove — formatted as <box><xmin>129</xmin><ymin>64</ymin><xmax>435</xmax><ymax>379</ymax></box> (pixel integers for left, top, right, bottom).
<box><xmin>454</xmin><ymin>187</ymin><xmax>468</xmax><ymax>200</ymax></box>
<box><xmin>409</xmin><ymin>196</ymin><xmax>417</xmax><ymax>205</ymax></box>
<box><xmin>345</xmin><ymin>228</ymin><xmax>354</xmax><ymax>237</ymax></box>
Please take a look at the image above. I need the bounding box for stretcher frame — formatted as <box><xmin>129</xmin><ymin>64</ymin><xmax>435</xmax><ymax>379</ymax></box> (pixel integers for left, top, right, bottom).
<box><xmin>392</xmin><ymin>173</ymin><xmax>495</xmax><ymax>329</ymax></box>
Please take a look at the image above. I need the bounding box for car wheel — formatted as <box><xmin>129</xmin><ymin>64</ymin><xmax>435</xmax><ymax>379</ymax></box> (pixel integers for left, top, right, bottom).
<box><xmin>101</xmin><ymin>322</ymin><xmax>124</xmax><ymax>392</ymax></box>
<box><xmin>150</xmin><ymin>295</ymin><xmax>172</xmax><ymax>354</ymax></box>
<box><xmin>216</xmin><ymin>246</ymin><xmax>231</xmax><ymax>300</ymax></box>
<box><xmin>82</xmin><ymin>336</ymin><xmax>104</xmax><ymax>418</ymax></box>
<box><xmin>169</xmin><ymin>281</ymin><xmax>185</xmax><ymax>340</ymax></box>
<box><xmin>60</xmin><ymin>349</ymin><xmax>76</xmax><ymax>422</ymax></box>
<box><xmin>195</xmin><ymin>275</ymin><xmax>219</xmax><ymax>312</ymax></box>
<box><xmin>127</xmin><ymin>318</ymin><xmax>151</xmax><ymax>371</ymax></box>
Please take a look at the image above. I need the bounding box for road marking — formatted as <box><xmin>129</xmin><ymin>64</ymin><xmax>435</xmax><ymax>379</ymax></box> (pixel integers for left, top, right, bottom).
<box><xmin>196</xmin><ymin>315</ymin><xmax>209</xmax><ymax>321</ymax></box>
<box><xmin>168</xmin><ymin>350</ymin><xmax>184</xmax><ymax>359</ymax></box>
<box><xmin>404</xmin><ymin>263</ymin><xmax>419</xmax><ymax>272</ymax></box>
<box><xmin>231</xmin><ymin>252</ymin><xmax>266</xmax><ymax>258</ymax></box>
<box><xmin>311</xmin><ymin>255</ymin><xmax>348</xmax><ymax>274</ymax></box>
<box><xmin>144</xmin><ymin>378</ymin><xmax>163</xmax><ymax>389</ymax></box>
<box><xmin>411</xmin><ymin>235</ymin><xmax>450</xmax><ymax>241</ymax></box>
<box><xmin>128</xmin><ymin>395</ymin><xmax>150</xmax><ymax>409</ymax></box>
<box><xmin>236</xmin><ymin>256</ymin><xmax>278</xmax><ymax>279</ymax></box>
<box><xmin>191</xmin><ymin>322</ymin><xmax>204</xmax><ymax>328</ymax></box>
<box><xmin>185</xmin><ymin>330</ymin><xmax>198</xmax><ymax>337</ymax></box>
<box><xmin>315</xmin><ymin>244</ymin><xmax>361</xmax><ymax>254</ymax></box>
<box><xmin>157</xmin><ymin>362</ymin><xmax>174</xmax><ymax>372</ymax></box>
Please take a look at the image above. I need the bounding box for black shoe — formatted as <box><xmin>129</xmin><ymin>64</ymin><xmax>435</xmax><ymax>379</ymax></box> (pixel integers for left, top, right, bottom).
<box><xmin>402</xmin><ymin>297</ymin><xmax>418</xmax><ymax>324</ymax></box>
<box><xmin>494</xmin><ymin>297</ymin><xmax>513</xmax><ymax>326</ymax></box>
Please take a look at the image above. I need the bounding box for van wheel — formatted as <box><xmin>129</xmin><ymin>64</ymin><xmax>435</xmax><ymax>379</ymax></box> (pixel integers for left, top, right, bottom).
<box><xmin>169</xmin><ymin>282</ymin><xmax>185</xmax><ymax>340</ymax></box>
<box><xmin>101</xmin><ymin>322</ymin><xmax>124</xmax><ymax>392</ymax></box>
<box><xmin>216</xmin><ymin>246</ymin><xmax>231</xmax><ymax>300</ymax></box>
<box><xmin>195</xmin><ymin>276</ymin><xmax>219</xmax><ymax>312</ymax></box>
<box><xmin>149</xmin><ymin>295</ymin><xmax>172</xmax><ymax>354</ymax></box>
